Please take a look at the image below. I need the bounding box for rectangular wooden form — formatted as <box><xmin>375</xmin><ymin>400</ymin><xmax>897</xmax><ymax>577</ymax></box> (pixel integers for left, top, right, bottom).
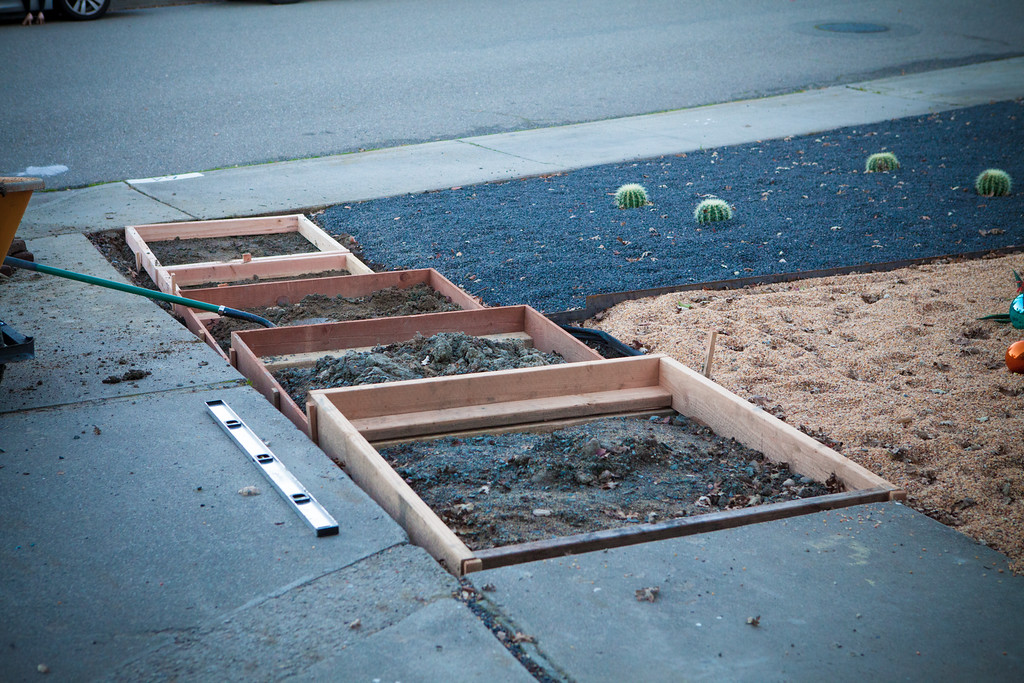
<box><xmin>125</xmin><ymin>214</ymin><xmax>363</xmax><ymax>293</ymax></box>
<box><xmin>232</xmin><ymin>306</ymin><xmax>603</xmax><ymax>436</ymax></box>
<box><xmin>308</xmin><ymin>355</ymin><xmax>903</xmax><ymax>576</ymax></box>
<box><xmin>160</xmin><ymin>252</ymin><xmax>374</xmax><ymax>295</ymax></box>
<box><xmin>174</xmin><ymin>268</ymin><xmax>484</xmax><ymax>360</ymax></box>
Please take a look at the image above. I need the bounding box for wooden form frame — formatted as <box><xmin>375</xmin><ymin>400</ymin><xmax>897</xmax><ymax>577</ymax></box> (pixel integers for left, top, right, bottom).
<box><xmin>307</xmin><ymin>355</ymin><xmax>903</xmax><ymax>576</ymax></box>
<box><xmin>232</xmin><ymin>306</ymin><xmax>603</xmax><ymax>436</ymax></box>
<box><xmin>174</xmin><ymin>268</ymin><xmax>484</xmax><ymax>360</ymax></box>
<box><xmin>159</xmin><ymin>252</ymin><xmax>373</xmax><ymax>295</ymax></box>
<box><xmin>125</xmin><ymin>214</ymin><xmax>366</xmax><ymax>293</ymax></box>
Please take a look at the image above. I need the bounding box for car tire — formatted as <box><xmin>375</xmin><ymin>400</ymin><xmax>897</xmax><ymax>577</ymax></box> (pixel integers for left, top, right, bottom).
<box><xmin>56</xmin><ymin>0</ymin><xmax>110</xmax><ymax>21</ymax></box>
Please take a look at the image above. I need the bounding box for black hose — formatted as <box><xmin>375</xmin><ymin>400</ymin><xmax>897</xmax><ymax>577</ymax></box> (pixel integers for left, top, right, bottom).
<box><xmin>559</xmin><ymin>325</ymin><xmax>643</xmax><ymax>357</ymax></box>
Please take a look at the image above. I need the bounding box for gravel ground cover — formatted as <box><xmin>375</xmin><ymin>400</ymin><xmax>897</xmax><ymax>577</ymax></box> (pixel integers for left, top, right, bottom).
<box><xmin>316</xmin><ymin>100</ymin><xmax>1023</xmax><ymax>312</ymax></box>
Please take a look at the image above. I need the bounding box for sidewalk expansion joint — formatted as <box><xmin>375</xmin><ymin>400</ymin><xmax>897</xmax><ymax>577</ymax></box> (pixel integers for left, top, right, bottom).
<box><xmin>227</xmin><ymin>541</ymin><xmax>415</xmax><ymax>617</ymax></box>
<box><xmin>459</xmin><ymin>578</ymin><xmax>572</xmax><ymax>683</ymax></box>
<box><xmin>111</xmin><ymin>540</ymin><xmax>423</xmax><ymax>676</ymax></box>
<box><xmin>456</xmin><ymin>138</ymin><xmax>560</xmax><ymax>168</ymax></box>
<box><xmin>124</xmin><ymin>181</ymin><xmax>200</xmax><ymax>220</ymax></box>
<box><xmin>0</xmin><ymin>379</ymin><xmax>250</xmax><ymax>417</ymax></box>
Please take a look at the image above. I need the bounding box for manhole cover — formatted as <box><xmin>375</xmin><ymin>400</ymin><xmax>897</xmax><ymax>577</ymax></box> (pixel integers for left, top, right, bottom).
<box><xmin>815</xmin><ymin>22</ymin><xmax>889</xmax><ymax>34</ymax></box>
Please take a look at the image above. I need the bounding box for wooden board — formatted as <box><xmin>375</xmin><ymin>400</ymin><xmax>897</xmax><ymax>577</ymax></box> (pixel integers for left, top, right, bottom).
<box><xmin>472</xmin><ymin>487</ymin><xmax>896</xmax><ymax>571</ymax></box>
<box><xmin>309</xmin><ymin>355</ymin><xmax>905</xmax><ymax>576</ymax></box>
<box><xmin>310</xmin><ymin>393</ymin><xmax>478</xmax><ymax>575</ymax></box>
<box><xmin>262</xmin><ymin>332</ymin><xmax>533</xmax><ymax>372</ymax></box>
<box><xmin>158</xmin><ymin>252</ymin><xmax>374</xmax><ymax>295</ymax></box>
<box><xmin>173</xmin><ymin>268</ymin><xmax>482</xmax><ymax>360</ymax></box>
<box><xmin>125</xmin><ymin>214</ymin><xmax>356</xmax><ymax>293</ymax></box>
<box><xmin>232</xmin><ymin>305</ymin><xmax>603</xmax><ymax>436</ymax></box>
<box><xmin>657</xmin><ymin>356</ymin><xmax>892</xmax><ymax>492</ymax></box>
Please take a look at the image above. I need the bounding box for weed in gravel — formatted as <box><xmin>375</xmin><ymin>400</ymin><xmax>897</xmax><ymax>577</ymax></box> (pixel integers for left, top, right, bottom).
<box><xmin>975</xmin><ymin>168</ymin><xmax>1012</xmax><ymax>197</ymax></box>
<box><xmin>694</xmin><ymin>197</ymin><xmax>733</xmax><ymax>224</ymax></box>
<box><xmin>865</xmin><ymin>152</ymin><xmax>900</xmax><ymax>173</ymax></box>
<box><xmin>615</xmin><ymin>183</ymin><xmax>649</xmax><ymax>208</ymax></box>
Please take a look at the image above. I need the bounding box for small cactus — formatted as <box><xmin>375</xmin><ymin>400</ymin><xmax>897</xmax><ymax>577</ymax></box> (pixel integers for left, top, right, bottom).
<box><xmin>865</xmin><ymin>152</ymin><xmax>899</xmax><ymax>173</ymax></box>
<box><xmin>694</xmin><ymin>198</ymin><xmax>733</xmax><ymax>224</ymax></box>
<box><xmin>615</xmin><ymin>183</ymin><xmax>649</xmax><ymax>209</ymax></box>
<box><xmin>975</xmin><ymin>169</ymin><xmax>1012</xmax><ymax>197</ymax></box>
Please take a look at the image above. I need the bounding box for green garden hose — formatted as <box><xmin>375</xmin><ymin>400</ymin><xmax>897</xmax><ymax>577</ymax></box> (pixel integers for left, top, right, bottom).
<box><xmin>3</xmin><ymin>256</ymin><xmax>275</xmax><ymax>328</ymax></box>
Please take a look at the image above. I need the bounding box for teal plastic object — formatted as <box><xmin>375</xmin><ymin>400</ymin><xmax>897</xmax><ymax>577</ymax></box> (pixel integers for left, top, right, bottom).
<box><xmin>1011</xmin><ymin>293</ymin><xmax>1024</xmax><ymax>329</ymax></box>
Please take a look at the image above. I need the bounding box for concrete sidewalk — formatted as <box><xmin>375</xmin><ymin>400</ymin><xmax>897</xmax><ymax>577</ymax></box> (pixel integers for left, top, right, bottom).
<box><xmin>3</xmin><ymin>58</ymin><xmax>1024</xmax><ymax>681</ymax></box>
<box><xmin>18</xmin><ymin>56</ymin><xmax>1024</xmax><ymax>238</ymax></box>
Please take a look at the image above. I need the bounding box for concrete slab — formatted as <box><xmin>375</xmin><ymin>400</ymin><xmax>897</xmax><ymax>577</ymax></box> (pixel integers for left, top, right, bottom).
<box><xmin>102</xmin><ymin>545</ymin><xmax>527</xmax><ymax>682</ymax></box>
<box><xmin>861</xmin><ymin>56</ymin><xmax>1024</xmax><ymax>107</ymax></box>
<box><xmin>467</xmin><ymin>88</ymin><xmax>938</xmax><ymax>170</ymax></box>
<box><xmin>18</xmin><ymin>182</ymin><xmax>195</xmax><ymax>239</ymax></box>
<box><xmin>472</xmin><ymin>502</ymin><xmax>1024</xmax><ymax>681</ymax></box>
<box><xmin>0</xmin><ymin>233</ymin><xmax>240</xmax><ymax>413</ymax></box>
<box><xmin>0</xmin><ymin>384</ymin><xmax>410</xmax><ymax>682</ymax></box>
<box><xmin>128</xmin><ymin>141</ymin><xmax>555</xmax><ymax>219</ymax></box>
<box><xmin>284</xmin><ymin>598</ymin><xmax>534</xmax><ymax>683</ymax></box>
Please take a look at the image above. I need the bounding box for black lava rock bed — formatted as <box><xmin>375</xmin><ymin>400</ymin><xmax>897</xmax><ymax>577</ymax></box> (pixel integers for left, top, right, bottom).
<box><xmin>317</xmin><ymin>100</ymin><xmax>1024</xmax><ymax>313</ymax></box>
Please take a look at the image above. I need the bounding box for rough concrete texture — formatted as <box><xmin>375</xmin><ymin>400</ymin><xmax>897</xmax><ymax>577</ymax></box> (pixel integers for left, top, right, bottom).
<box><xmin>105</xmin><ymin>546</ymin><xmax>524</xmax><ymax>682</ymax></box>
<box><xmin>0</xmin><ymin>385</ymin><xmax>416</xmax><ymax>681</ymax></box>
<box><xmin>0</xmin><ymin>232</ymin><xmax>240</xmax><ymax>412</ymax></box>
<box><xmin>283</xmin><ymin>598</ymin><xmax>534</xmax><ymax>682</ymax></box>
<box><xmin>16</xmin><ymin>181</ymin><xmax>193</xmax><ymax>240</ymax></box>
<box><xmin>473</xmin><ymin>502</ymin><xmax>1024</xmax><ymax>681</ymax></box>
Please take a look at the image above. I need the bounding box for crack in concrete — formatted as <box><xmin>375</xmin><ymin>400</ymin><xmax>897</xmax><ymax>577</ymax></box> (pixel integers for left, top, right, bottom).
<box><xmin>104</xmin><ymin>541</ymin><xmax>455</xmax><ymax>680</ymax></box>
<box><xmin>457</xmin><ymin>139</ymin><xmax>561</xmax><ymax>168</ymax></box>
<box><xmin>122</xmin><ymin>181</ymin><xmax>200</xmax><ymax>220</ymax></box>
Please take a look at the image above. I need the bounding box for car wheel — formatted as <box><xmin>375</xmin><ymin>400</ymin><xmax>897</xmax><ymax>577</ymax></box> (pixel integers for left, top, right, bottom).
<box><xmin>57</xmin><ymin>0</ymin><xmax>110</xmax><ymax>20</ymax></box>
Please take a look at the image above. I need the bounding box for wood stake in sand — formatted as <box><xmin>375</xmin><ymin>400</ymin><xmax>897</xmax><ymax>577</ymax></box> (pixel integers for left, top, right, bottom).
<box><xmin>702</xmin><ymin>330</ymin><xmax>718</xmax><ymax>378</ymax></box>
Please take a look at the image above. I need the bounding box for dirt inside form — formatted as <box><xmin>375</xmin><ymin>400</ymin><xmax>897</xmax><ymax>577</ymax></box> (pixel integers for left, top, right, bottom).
<box><xmin>273</xmin><ymin>332</ymin><xmax>568</xmax><ymax>408</ymax></box>
<box><xmin>590</xmin><ymin>253</ymin><xmax>1024</xmax><ymax>569</ymax></box>
<box><xmin>146</xmin><ymin>232</ymin><xmax>318</xmax><ymax>265</ymax></box>
<box><xmin>379</xmin><ymin>414</ymin><xmax>834</xmax><ymax>550</ymax></box>
<box><xmin>206</xmin><ymin>284</ymin><xmax>462</xmax><ymax>350</ymax></box>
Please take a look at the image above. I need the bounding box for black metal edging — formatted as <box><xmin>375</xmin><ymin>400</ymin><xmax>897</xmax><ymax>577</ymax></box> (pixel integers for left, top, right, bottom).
<box><xmin>472</xmin><ymin>486</ymin><xmax>898</xmax><ymax>571</ymax></box>
<box><xmin>545</xmin><ymin>245</ymin><xmax>1024</xmax><ymax>325</ymax></box>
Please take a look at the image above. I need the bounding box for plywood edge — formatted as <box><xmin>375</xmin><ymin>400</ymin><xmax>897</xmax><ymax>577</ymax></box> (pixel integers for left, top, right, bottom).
<box><xmin>174</xmin><ymin>304</ymin><xmax>229</xmax><ymax>361</ymax></box>
<box><xmin>473</xmin><ymin>487</ymin><xmax>896</xmax><ymax>571</ymax></box>
<box><xmin>343</xmin><ymin>253</ymin><xmax>375</xmax><ymax>275</ymax></box>
<box><xmin>350</xmin><ymin>386</ymin><xmax>674</xmax><ymax>442</ymax></box>
<box><xmin>426</xmin><ymin>269</ymin><xmax>485</xmax><ymax>310</ymax></box>
<box><xmin>310</xmin><ymin>393</ymin><xmax>476</xmax><ymax>575</ymax></box>
<box><xmin>232</xmin><ymin>332</ymin><xmax>310</xmax><ymax>434</ymax></box>
<box><xmin>296</xmin><ymin>215</ymin><xmax>350</xmax><ymax>253</ymax></box>
<box><xmin>657</xmin><ymin>357</ymin><xmax>894</xmax><ymax>492</ymax></box>
<box><xmin>125</xmin><ymin>225</ymin><xmax>163</xmax><ymax>286</ymax></box>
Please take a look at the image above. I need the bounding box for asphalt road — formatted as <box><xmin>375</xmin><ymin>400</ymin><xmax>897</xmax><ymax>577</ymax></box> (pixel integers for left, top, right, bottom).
<box><xmin>2</xmin><ymin>0</ymin><xmax>1023</xmax><ymax>190</ymax></box>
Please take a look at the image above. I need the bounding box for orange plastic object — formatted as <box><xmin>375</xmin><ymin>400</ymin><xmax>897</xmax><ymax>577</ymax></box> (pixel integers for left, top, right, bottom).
<box><xmin>1006</xmin><ymin>340</ymin><xmax>1024</xmax><ymax>374</ymax></box>
<box><xmin>1</xmin><ymin>177</ymin><xmax>44</xmax><ymax>259</ymax></box>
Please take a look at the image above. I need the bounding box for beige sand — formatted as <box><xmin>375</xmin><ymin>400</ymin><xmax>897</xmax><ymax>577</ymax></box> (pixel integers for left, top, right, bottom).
<box><xmin>591</xmin><ymin>253</ymin><xmax>1024</xmax><ymax>568</ymax></box>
